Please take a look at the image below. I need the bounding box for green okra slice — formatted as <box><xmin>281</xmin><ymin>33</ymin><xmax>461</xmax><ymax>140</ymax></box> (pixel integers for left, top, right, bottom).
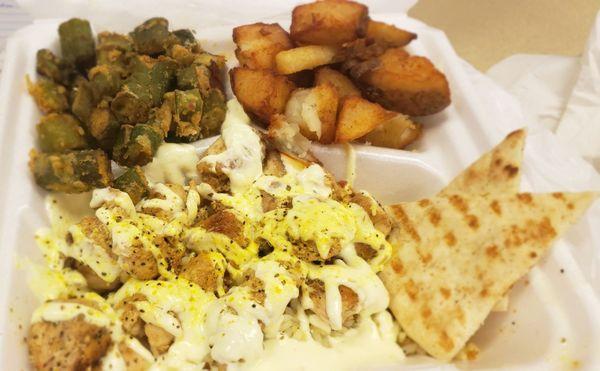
<box><xmin>26</xmin><ymin>76</ymin><xmax>69</xmax><ymax>114</ymax></box>
<box><xmin>96</xmin><ymin>32</ymin><xmax>134</xmax><ymax>77</ymax></box>
<box><xmin>130</xmin><ymin>17</ymin><xmax>171</xmax><ymax>55</ymax></box>
<box><xmin>110</xmin><ymin>55</ymin><xmax>176</xmax><ymax>124</ymax></box>
<box><xmin>29</xmin><ymin>149</ymin><xmax>112</xmax><ymax>193</ymax></box>
<box><xmin>164</xmin><ymin>89</ymin><xmax>204</xmax><ymax>142</ymax></box>
<box><xmin>88</xmin><ymin>64</ymin><xmax>122</xmax><ymax>102</ymax></box>
<box><xmin>172</xmin><ymin>29</ymin><xmax>197</xmax><ymax>47</ymax></box>
<box><xmin>37</xmin><ymin>113</ymin><xmax>89</xmax><ymax>153</ymax></box>
<box><xmin>115</xmin><ymin>124</ymin><xmax>163</xmax><ymax>166</ymax></box>
<box><xmin>146</xmin><ymin>102</ymin><xmax>172</xmax><ymax>138</ymax></box>
<box><xmin>58</xmin><ymin>18</ymin><xmax>96</xmax><ymax>71</ymax></box>
<box><xmin>89</xmin><ymin>104</ymin><xmax>121</xmax><ymax>151</ymax></box>
<box><xmin>113</xmin><ymin>166</ymin><xmax>149</xmax><ymax>204</ymax></box>
<box><xmin>70</xmin><ymin>77</ymin><xmax>95</xmax><ymax>125</ymax></box>
<box><xmin>176</xmin><ymin>63</ymin><xmax>211</xmax><ymax>92</ymax></box>
<box><xmin>36</xmin><ymin>49</ymin><xmax>74</xmax><ymax>86</ymax></box>
<box><xmin>193</xmin><ymin>52</ymin><xmax>226</xmax><ymax>93</ymax></box>
<box><xmin>200</xmin><ymin>88</ymin><xmax>226</xmax><ymax>138</ymax></box>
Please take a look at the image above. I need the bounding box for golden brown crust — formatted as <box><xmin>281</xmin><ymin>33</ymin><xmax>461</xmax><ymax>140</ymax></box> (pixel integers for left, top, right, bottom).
<box><xmin>233</xmin><ymin>22</ymin><xmax>293</xmax><ymax>70</ymax></box>
<box><xmin>180</xmin><ymin>252</ymin><xmax>221</xmax><ymax>292</ymax></box>
<box><xmin>290</xmin><ymin>0</ymin><xmax>368</xmax><ymax>45</ymax></box>
<box><xmin>144</xmin><ymin>323</ymin><xmax>174</xmax><ymax>357</ymax></box>
<box><xmin>230</xmin><ymin>67</ymin><xmax>296</xmax><ymax>125</ymax></box>
<box><xmin>28</xmin><ymin>317</ymin><xmax>111</xmax><ymax>371</ymax></box>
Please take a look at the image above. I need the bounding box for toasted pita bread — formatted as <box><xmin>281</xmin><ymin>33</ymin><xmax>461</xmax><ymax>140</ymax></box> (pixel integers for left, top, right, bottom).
<box><xmin>440</xmin><ymin>129</ymin><xmax>526</xmax><ymax>312</ymax></box>
<box><xmin>440</xmin><ymin>129</ymin><xmax>526</xmax><ymax>196</ymax></box>
<box><xmin>381</xmin><ymin>191</ymin><xmax>597</xmax><ymax>361</ymax></box>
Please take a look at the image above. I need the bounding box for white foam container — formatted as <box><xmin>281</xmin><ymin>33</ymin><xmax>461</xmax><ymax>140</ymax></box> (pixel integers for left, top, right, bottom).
<box><xmin>0</xmin><ymin>15</ymin><xmax>598</xmax><ymax>370</ymax></box>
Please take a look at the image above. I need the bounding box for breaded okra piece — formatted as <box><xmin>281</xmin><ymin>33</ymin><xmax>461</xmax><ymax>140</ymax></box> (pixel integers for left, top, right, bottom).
<box><xmin>88</xmin><ymin>101</ymin><xmax>121</xmax><ymax>151</ymax></box>
<box><xmin>113</xmin><ymin>166</ymin><xmax>149</xmax><ymax>204</ymax></box>
<box><xmin>26</xmin><ymin>76</ymin><xmax>69</xmax><ymax>114</ymax></box>
<box><xmin>130</xmin><ymin>17</ymin><xmax>172</xmax><ymax>55</ymax></box>
<box><xmin>172</xmin><ymin>29</ymin><xmax>197</xmax><ymax>48</ymax></box>
<box><xmin>112</xmin><ymin>123</ymin><xmax>163</xmax><ymax>167</ymax></box>
<box><xmin>70</xmin><ymin>76</ymin><xmax>95</xmax><ymax>125</ymax></box>
<box><xmin>164</xmin><ymin>89</ymin><xmax>204</xmax><ymax>142</ymax></box>
<box><xmin>58</xmin><ymin>18</ymin><xmax>96</xmax><ymax>71</ymax></box>
<box><xmin>36</xmin><ymin>49</ymin><xmax>75</xmax><ymax>86</ymax></box>
<box><xmin>96</xmin><ymin>32</ymin><xmax>134</xmax><ymax>74</ymax></box>
<box><xmin>200</xmin><ymin>88</ymin><xmax>226</xmax><ymax>138</ymax></box>
<box><xmin>88</xmin><ymin>64</ymin><xmax>122</xmax><ymax>102</ymax></box>
<box><xmin>110</xmin><ymin>55</ymin><xmax>177</xmax><ymax>123</ymax></box>
<box><xmin>36</xmin><ymin>113</ymin><xmax>89</xmax><ymax>153</ymax></box>
<box><xmin>29</xmin><ymin>149</ymin><xmax>112</xmax><ymax>193</ymax></box>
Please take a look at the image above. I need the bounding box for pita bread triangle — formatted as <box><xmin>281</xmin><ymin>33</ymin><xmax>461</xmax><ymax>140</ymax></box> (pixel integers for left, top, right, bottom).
<box><xmin>440</xmin><ymin>129</ymin><xmax>526</xmax><ymax>196</ymax></box>
<box><xmin>381</xmin><ymin>191</ymin><xmax>598</xmax><ymax>361</ymax></box>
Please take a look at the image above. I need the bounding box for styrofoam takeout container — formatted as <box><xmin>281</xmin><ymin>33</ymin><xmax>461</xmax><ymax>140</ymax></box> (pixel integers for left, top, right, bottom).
<box><xmin>0</xmin><ymin>14</ymin><xmax>598</xmax><ymax>370</ymax></box>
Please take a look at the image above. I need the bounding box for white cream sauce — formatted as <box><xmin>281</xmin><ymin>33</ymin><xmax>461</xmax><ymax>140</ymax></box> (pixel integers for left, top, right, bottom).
<box><xmin>201</xmin><ymin>99</ymin><xmax>264</xmax><ymax>194</ymax></box>
<box><xmin>143</xmin><ymin>143</ymin><xmax>200</xmax><ymax>185</ymax></box>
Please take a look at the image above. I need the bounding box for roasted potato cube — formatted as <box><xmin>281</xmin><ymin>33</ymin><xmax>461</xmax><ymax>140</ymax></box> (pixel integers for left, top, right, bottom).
<box><xmin>314</xmin><ymin>67</ymin><xmax>361</xmax><ymax>100</ymax></box>
<box><xmin>335</xmin><ymin>96</ymin><xmax>395</xmax><ymax>143</ymax></box>
<box><xmin>233</xmin><ymin>22</ymin><xmax>294</xmax><ymax>70</ymax></box>
<box><xmin>37</xmin><ymin>113</ymin><xmax>89</xmax><ymax>153</ymax></box>
<box><xmin>275</xmin><ymin>45</ymin><xmax>340</xmax><ymax>75</ymax></box>
<box><xmin>268</xmin><ymin>114</ymin><xmax>311</xmax><ymax>158</ymax></box>
<box><xmin>290</xmin><ymin>0</ymin><xmax>368</xmax><ymax>45</ymax></box>
<box><xmin>27</xmin><ymin>76</ymin><xmax>69</xmax><ymax>114</ymax></box>
<box><xmin>58</xmin><ymin>18</ymin><xmax>96</xmax><ymax>70</ymax></box>
<box><xmin>29</xmin><ymin>149</ymin><xmax>112</xmax><ymax>193</ymax></box>
<box><xmin>366</xmin><ymin>20</ymin><xmax>417</xmax><ymax>47</ymax></box>
<box><xmin>358</xmin><ymin>113</ymin><xmax>422</xmax><ymax>149</ymax></box>
<box><xmin>285</xmin><ymin>83</ymin><xmax>338</xmax><ymax>144</ymax></box>
<box><xmin>230</xmin><ymin>67</ymin><xmax>296</xmax><ymax>125</ymax></box>
<box><xmin>113</xmin><ymin>166</ymin><xmax>149</xmax><ymax>204</ymax></box>
<box><xmin>350</xmin><ymin>48</ymin><xmax>451</xmax><ymax>116</ymax></box>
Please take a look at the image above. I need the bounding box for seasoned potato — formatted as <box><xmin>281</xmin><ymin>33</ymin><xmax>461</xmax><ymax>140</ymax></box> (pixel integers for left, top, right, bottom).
<box><xmin>335</xmin><ymin>96</ymin><xmax>395</xmax><ymax>143</ymax></box>
<box><xmin>314</xmin><ymin>67</ymin><xmax>361</xmax><ymax>100</ymax></box>
<box><xmin>230</xmin><ymin>67</ymin><xmax>296</xmax><ymax>124</ymax></box>
<box><xmin>366</xmin><ymin>20</ymin><xmax>417</xmax><ymax>47</ymax></box>
<box><xmin>285</xmin><ymin>83</ymin><xmax>338</xmax><ymax>144</ymax></box>
<box><xmin>275</xmin><ymin>45</ymin><xmax>340</xmax><ymax>75</ymax></box>
<box><xmin>290</xmin><ymin>0</ymin><xmax>368</xmax><ymax>45</ymax></box>
<box><xmin>268</xmin><ymin>114</ymin><xmax>311</xmax><ymax>158</ymax></box>
<box><xmin>358</xmin><ymin>113</ymin><xmax>422</xmax><ymax>149</ymax></box>
<box><xmin>349</xmin><ymin>48</ymin><xmax>451</xmax><ymax>116</ymax></box>
<box><xmin>233</xmin><ymin>23</ymin><xmax>294</xmax><ymax>70</ymax></box>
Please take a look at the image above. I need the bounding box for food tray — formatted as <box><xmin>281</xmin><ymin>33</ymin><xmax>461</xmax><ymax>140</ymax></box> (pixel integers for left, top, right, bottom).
<box><xmin>0</xmin><ymin>14</ymin><xmax>598</xmax><ymax>370</ymax></box>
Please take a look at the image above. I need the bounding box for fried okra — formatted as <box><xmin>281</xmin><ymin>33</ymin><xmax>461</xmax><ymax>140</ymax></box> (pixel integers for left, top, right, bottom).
<box><xmin>58</xmin><ymin>18</ymin><xmax>96</xmax><ymax>71</ymax></box>
<box><xmin>36</xmin><ymin>113</ymin><xmax>89</xmax><ymax>153</ymax></box>
<box><xmin>29</xmin><ymin>149</ymin><xmax>112</xmax><ymax>193</ymax></box>
<box><xmin>113</xmin><ymin>166</ymin><xmax>149</xmax><ymax>204</ymax></box>
<box><xmin>27</xmin><ymin>77</ymin><xmax>69</xmax><ymax>114</ymax></box>
<box><xmin>35</xmin><ymin>49</ymin><xmax>75</xmax><ymax>86</ymax></box>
